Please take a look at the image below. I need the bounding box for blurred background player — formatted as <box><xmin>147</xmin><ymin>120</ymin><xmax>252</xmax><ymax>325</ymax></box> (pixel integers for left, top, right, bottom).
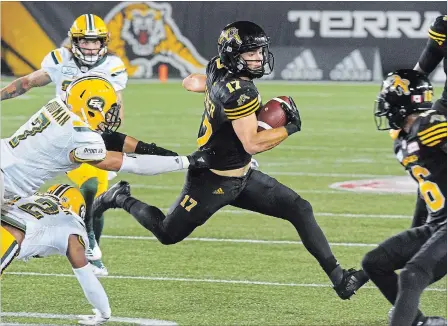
<box><xmin>0</xmin><ymin>14</ymin><xmax>128</xmax><ymax>276</ymax></box>
<box><xmin>1</xmin><ymin>184</ymin><xmax>111</xmax><ymax>325</ymax></box>
<box><xmin>365</xmin><ymin>69</ymin><xmax>447</xmax><ymax>326</ymax></box>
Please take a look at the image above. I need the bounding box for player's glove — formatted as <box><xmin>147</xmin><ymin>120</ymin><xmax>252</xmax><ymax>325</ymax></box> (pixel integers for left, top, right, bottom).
<box><xmin>78</xmin><ymin>308</ymin><xmax>110</xmax><ymax>325</ymax></box>
<box><xmin>281</xmin><ymin>97</ymin><xmax>302</xmax><ymax>135</ymax></box>
<box><xmin>187</xmin><ymin>149</ymin><xmax>214</xmax><ymax>169</ymax></box>
<box><xmin>250</xmin><ymin>158</ymin><xmax>260</xmax><ymax>170</ymax></box>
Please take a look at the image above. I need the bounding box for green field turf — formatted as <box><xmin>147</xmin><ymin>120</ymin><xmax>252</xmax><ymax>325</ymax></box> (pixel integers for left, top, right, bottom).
<box><xmin>1</xmin><ymin>80</ymin><xmax>446</xmax><ymax>326</ymax></box>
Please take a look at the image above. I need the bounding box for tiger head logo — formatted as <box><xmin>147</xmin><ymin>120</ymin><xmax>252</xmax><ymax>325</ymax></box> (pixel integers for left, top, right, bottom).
<box><xmin>104</xmin><ymin>2</ymin><xmax>207</xmax><ymax>78</ymax></box>
<box><xmin>218</xmin><ymin>27</ymin><xmax>242</xmax><ymax>47</ymax></box>
<box><xmin>383</xmin><ymin>75</ymin><xmax>411</xmax><ymax>96</ymax></box>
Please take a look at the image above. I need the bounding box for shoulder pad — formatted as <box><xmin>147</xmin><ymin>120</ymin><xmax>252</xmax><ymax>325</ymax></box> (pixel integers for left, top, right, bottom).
<box><xmin>206</xmin><ymin>56</ymin><xmax>227</xmax><ymax>87</ymax></box>
<box><xmin>221</xmin><ymin>81</ymin><xmax>260</xmax><ymax>120</ymax></box>
<box><xmin>49</xmin><ymin>48</ymin><xmax>65</xmax><ymax>65</ymax></box>
<box><xmin>108</xmin><ymin>56</ymin><xmax>127</xmax><ymax>76</ymax></box>
<box><xmin>428</xmin><ymin>15</ymin><xmax>447</xmax><ymax>46</ymax></box>
<box><xmin>416</xmin><ymin>110</ymin><xmax>447</xmax><ymax>147</ymax></box>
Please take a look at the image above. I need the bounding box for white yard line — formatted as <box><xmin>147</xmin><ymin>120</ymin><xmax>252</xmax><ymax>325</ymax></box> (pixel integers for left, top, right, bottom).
<box><xmin>0</xmin><ymin>312</ymin><xmax>177</xmax><ymax>326</ymax></box>
<box><xmin>6</xmin><ymin>272</ymin><xmax>446</xmax><ymax>293</ymax></box>
<box><xmin>147</xmin><ymin>209</ymin><xmax>410</xmax><ymax>219</ymax></box>
<box><xmin>132</xmin><ymin>184</ymin><xmax>411</xmax><ymax>196</ymax></box>
<box><xmin>101</xmin><ymin>235</ymin><xmax>378</xmax><ymax>247</ymax></box>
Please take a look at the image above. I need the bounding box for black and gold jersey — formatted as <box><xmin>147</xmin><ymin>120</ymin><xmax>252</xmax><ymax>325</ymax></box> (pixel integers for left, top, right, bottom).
<box><xmin>394</xmin><ymin>109</ymin><xmax>447</xmax><ymax>224</ymax></box>
<box><xmin>418</xmin><ymin>15</ymin><xmax>447</xmax><ymax>101</ymax></box>
<box><xmin>196</xmin><ymin>56</ymin><xmax>261</xmax><ymax>170</ymax></box>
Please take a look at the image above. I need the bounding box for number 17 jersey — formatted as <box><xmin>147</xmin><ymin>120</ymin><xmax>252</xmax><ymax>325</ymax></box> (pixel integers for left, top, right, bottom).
<box><xmin>197</xmin><ymin>57</ymin><xmax>262</xmax><ymax>170</ymax></box>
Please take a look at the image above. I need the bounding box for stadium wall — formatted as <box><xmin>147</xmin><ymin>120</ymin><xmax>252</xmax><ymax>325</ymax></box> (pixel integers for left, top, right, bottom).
<box><xmin>1</xmin><ymin>1</ymin><xmax>445</xmax><ymax>82</ymax></box>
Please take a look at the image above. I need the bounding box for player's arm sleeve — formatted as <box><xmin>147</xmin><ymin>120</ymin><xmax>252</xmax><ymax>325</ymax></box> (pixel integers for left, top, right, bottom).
<box><xmin>41</xmin><ymin>49</ymin><xmax>63</xmax><ymax>82</ymax></box>
<box><xmin>71</xmin><ymin>129</ymin><xmax>107</xmax><ymax>163</ymax></box>
<box><xmin>417</xmin><ymin>16</ymin><xmax>446</xmax><ymax>74</ymax></box>
<box><xmin>101</xmin><ymin>131</ymin><xmax>127</xmax><ymax>151</ymax></box>
<box><xmin>222</xmin><ymin>86</ymin><xmax>261</xmax><ymax>121</ymax></box>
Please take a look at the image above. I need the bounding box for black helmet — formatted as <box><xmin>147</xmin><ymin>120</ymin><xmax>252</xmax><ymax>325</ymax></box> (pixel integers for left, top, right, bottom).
<box><xmin>217</xmin><ymin>21</ymin><xmax>274</xmax><ymax>79</ymax></box>
<box><xmin>374</xmin><ymin>69</ymin><xmax>434</xmax><ymax>130</ymax></box>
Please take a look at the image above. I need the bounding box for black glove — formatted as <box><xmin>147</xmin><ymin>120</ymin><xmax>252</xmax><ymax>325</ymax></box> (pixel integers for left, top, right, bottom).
<box><xmin>187</xmin><ymin>149</ymin><xmax>214</xmax><ymax>169</ymax></box>
<box><xmin>135</xmin><ymin>141</ymin><xmax>178</xmax><ymax>156</ymax></box>
<box><xmin>281</xmin><ymin>96</ymin><xmax>302</xmax><ymax>135</ymax></box>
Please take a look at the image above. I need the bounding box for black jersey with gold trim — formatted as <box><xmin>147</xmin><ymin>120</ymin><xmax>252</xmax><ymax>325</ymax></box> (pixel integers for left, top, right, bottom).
<box><xmin>394</xmin><ymin>110</ymin><xmax>447</xmax><ymax>224</ymax></box>
<box><xmin>196</xmin><ymin>56</ymin><xmax>261</xmax><ymax>170</ymax></box>
<box><xmin>418</xmin><ymin>15</ymin><xmax>447</xmax><ymax>101</ymax></box>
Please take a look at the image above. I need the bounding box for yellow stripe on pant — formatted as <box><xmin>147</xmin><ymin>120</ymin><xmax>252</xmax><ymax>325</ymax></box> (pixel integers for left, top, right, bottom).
<box><xmin>66</xmin><ymin>164</ymin><xmax>109</xmax><ymax>197</ymax></box>
<box><xmin>1</xmin><ymin>226</ymin><xmax>20</xmax><ymax>276</ymax></box>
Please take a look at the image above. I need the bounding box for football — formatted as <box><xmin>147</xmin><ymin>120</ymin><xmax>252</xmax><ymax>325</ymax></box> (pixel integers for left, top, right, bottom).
<box><xmin>257</xmin><ymin>96</ymin><xmax>290</xmax><ymax>131</ymax></box>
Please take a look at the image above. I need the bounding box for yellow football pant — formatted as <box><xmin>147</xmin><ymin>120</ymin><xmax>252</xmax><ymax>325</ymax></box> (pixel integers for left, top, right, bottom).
<box><xmin>1</xmin><ymin>226</ymin><xmax>20</xmax><ymax>276</ymax></box>
<box><xmin>66</xmin><ymin>164</ymin><xmax>108</xmax><ymax>198</ymax></box>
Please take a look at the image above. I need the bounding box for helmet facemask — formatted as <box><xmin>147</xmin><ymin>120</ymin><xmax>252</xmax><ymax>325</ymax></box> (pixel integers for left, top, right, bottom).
<box><xmin>97</xmin><ymin>103</ymin><xmax>121</xmax><ymax>133</ymax></box>
<box><xmin>72</xmin><ymin>37</ymin><xmax>108</xmax><ymax>66</ymax></box>
<box><xmin>374</xmin><ymin>96</ymin><xmax>410</xmax><ymax>130</ymax></box>
<box><xmin>235</xmin><ymin>45</ymin><xmax>274</xmax><ymax>79</ymax></box>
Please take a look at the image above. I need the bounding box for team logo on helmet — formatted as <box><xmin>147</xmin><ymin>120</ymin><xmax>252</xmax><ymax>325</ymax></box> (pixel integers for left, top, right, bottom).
<box><xmin>103</xmin><ymin>2</ymin><xmax>207</xmax><ymax>78</ymax></box>
<box><xmin>87</xmin><ymin>97</ymin><xmax>105</xmax><ymax>111</ymax></box>
<box><xmin>383</xmin><ymin>75</ymin><xmax>411</xmax><ymax>96</ymax></box>
<box><xmin>218</xmin><ymin>27</ymin><xmax>242</xmax><ymax>47</ymax></box>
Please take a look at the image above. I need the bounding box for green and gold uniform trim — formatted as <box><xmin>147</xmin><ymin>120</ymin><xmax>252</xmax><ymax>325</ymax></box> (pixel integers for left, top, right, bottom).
<box><xmin>77</xmin><ymin>235</ymin><xmax>86</xmax><ymax>249</ymax></box>
<box><xmin>1</xmin><ymin>214</ymin><xmax>26</xmax><ymax>233</ymax></box>
<box><xmin>50</xmin><ymin>50</ymin><xmax>62</xmax><ymax>65</ymax></box>
<box><xmin>418</xmin><ymin>122</ymin><xmax>447</xmax><ymax>147</ymax></box>
<box><xmin>85</xmin><ymin>14</ymin><xmax>95</xmax><ymax>31</ymax></box>
<box><xmin>224</xmin><ymin>96</ymin><xmax>260</xmax><ymax>120</ymax></box>
<box><xmin>428</xmin><ymin>28</ymin><xmax>446</xmax><ymax>45</ymax></box>
<box><xmin>47</xmin><ymin>184</ymin><xmax>71</xmax><ymax>198</ymax></box>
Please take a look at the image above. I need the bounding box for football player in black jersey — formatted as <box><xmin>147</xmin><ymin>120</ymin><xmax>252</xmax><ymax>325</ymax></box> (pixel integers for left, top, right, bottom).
<box><xmin>364</xmin><ymin>69</ymin><xmax>447</xmax><ymax>326</ymax></box>
<box><xmin>410</xmin><ymin>15</ymin><xmax>447</xmax><ymax>228</ymax></box>
<box><xmin>414</xmin><ymin>15</ymin><xmax>447</xmax><ymax>113</ymax></box>
<box><xmin>94</xmin><ymin>21</ymin><xmax>368</xmax><ymax>300</ymax></box>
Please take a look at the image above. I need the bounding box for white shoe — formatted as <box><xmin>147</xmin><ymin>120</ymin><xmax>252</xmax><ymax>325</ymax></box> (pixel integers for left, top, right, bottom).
<box><xmin>91</xmin><ymin>262</ymin><xmax>109</xmax><ymax>277</ymax></box>
<box><xmin>85</xmin><ymin>239</ymin><xmax>102</xmax><ymax>261</ymax></box>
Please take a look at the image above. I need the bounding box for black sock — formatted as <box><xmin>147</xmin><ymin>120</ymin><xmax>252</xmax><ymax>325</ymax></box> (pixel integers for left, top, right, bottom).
<box><xmin>286</xmin><ymin>199</ymin><xmax>341</xmax><ymax>283</ymax></box>
<box><xmin>391</xmin><ymin>268</ymin><xmax>429</xmax><ymax>326</ymax></box>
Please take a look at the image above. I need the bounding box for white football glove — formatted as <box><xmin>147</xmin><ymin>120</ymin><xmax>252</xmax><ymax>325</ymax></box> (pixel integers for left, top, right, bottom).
<box><xmin>250</xmin><ymin>158</ymin><xmax>260</xmax><ymax>170</ymax></box>
<box><xmin>78</xmin><ymin>308</ymin><xmax>110</xmax><ymax>325</ymax></box>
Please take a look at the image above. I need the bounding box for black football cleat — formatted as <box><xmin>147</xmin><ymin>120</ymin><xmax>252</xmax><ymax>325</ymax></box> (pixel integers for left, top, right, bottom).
<box><xmin>92</xmin><ymin>181</ymin><xmax>131</xmax><ymax>218</ymax></box>
<box><xmin>333</xmin><ymin>268</ymin><xmax>369</xmax><ymax>300</ymax></box>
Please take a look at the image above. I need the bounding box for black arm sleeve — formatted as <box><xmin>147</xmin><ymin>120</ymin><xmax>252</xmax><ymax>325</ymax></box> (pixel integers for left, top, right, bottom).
<box><xmin>418</xmin><ymin>39</ymin><xmax>444</xmax><ymax>74</ymax></box>
<box><xmin>134</xmin><ymin>141</ymin><xmax>179</xmax><ymax>156</ymax></box>
<box><xmin>101</xmin><ymin>131</ymin><xmax>127</xmax><ymax>152</ymax></box>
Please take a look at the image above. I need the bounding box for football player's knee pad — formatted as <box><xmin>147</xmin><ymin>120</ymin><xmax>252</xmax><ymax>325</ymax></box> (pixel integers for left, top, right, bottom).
<box><xmin>283</xmin><ymin>196</ymin><xmax>313</xmax><ymax>222</ymax></box>
<box><xmin>362</xmin><ymin>246</ymin><xmax>391</xmax><ymax>275</ymax></box>
<box><xmin>1</xmin><ymin>226</ymin><xmax>20</xmax><ymax>275</ymax></box>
